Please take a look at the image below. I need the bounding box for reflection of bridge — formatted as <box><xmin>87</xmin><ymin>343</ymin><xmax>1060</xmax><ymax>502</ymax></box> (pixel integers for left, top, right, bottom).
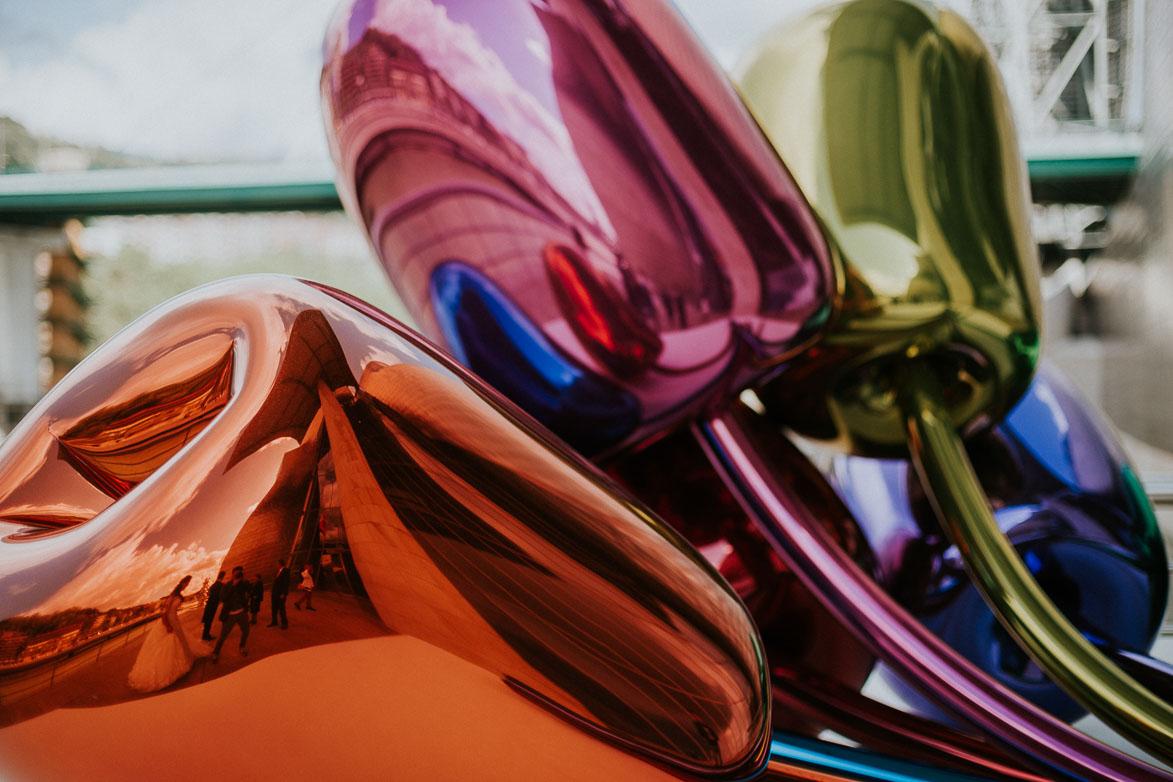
<box><xmin>0</xmin><ymin>601</ymin><xmax>166</xmax><ymax>708</ymax></box>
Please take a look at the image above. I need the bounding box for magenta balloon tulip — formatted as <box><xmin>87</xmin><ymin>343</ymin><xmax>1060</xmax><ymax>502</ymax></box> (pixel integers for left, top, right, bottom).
<box><xmin>321</xmin><ymin>0</ymin><xmax>833</xmax><ymax>455</ymax></box>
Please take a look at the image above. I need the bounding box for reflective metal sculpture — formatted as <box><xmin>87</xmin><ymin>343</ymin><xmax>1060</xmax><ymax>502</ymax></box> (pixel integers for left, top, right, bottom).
<box><xmin>607</xmin><ymin>429</ymin><xmax>1055</xmax><ymax>782</ymax></box>
<box><xmin>320</xmin><ymin>0</ymin><xmax>834</xmax><ymax>457</ymax></box>
<box><xmin>2</xmin><ymin>0</ymin><xmax>1166</xmax><ymax>777</ymax></box>
<box><xmin>697</xmin><ymin>403</ymin><xmax>1167</xmax><ymax>781</ymax></box>
<box><xmin>321</xmin><ymin>0</ymin><xmax>989</xmax><ymax>765</ymax></box>
<box><xmin>831</xmin><ymin>364</ymin><xmax>1168</xmax><ymax>721</ymax></box>
<box><xmin>737</xmin><ymin>0</ymin><xmax>1173</xmax><ymax>759</ymax></box>
<box><xmin>606</xmin><ymin>428</ymin><xmax>878</xmax><ymax>732</ymax></box>
<box><xmin>0</xmin><ymin>276</ymin><xmax>770</xmax><ymax>780</ymax></box>
<box><xmin>321</xmin><ymin>0</ymin><xmax>1172</xmax><ymax>778</ymax></box>
<box><xmin>739</xmin><ymin>1</ymin><xmax>1039</xmax><ymax>457</ymax></box>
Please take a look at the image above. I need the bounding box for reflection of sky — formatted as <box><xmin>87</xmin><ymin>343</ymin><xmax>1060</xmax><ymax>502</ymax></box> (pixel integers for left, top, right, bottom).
<box><xmin>25</xmin><ymin>435</ymin><xmax>298</xmax><ymax>615</ymax></box>
<box><xmin>0</xmin><ymin>0</ymin><xmax>825</xmax><ymax>165</ymax></box>
<box><xmin>363</xmin><ymin>0</ymin><xmax>611</xmax><ymax>233</ymax></box>
<box><xmin>1006</xmin><ymin>375</ymin><xmax>1074</xmax><ymax>486</ymax></box>
<box><xmin>439</xmin><ymin>0</ymin><xmax>559</xmax><ymax>115</ymax></box>
<box><xmin>33</xmin><ymin>531</ymin><xmax>227</xmax><ymax>615</ymax></box>
<box><xmin>312</xmin><ymin>287</ymin><xmax>450</xmax><ymax>381</ymax></box>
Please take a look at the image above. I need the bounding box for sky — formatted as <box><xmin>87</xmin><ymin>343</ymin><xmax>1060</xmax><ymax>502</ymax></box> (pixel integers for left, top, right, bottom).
<box><xmin>0</xmin><ymin>0</ymin><xmax>349</xmax><ymax>164</ymax></box>
<box><xmin>0</xmin><ymin>0</ymin><xmax>824</xmax><ymax>166</ymax></box>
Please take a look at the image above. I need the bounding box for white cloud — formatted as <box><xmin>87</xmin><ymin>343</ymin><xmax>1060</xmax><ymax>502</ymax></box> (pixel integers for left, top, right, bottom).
<box><xmin>0</xmin><ymin>0</ymin><xmax>339</xmax><ymax>163</ymax></box>
<box><xmin>35</xmin><ymin>526</ymin><xmax>228</xmax><ymax>614</ymax></box>
<box><xmin>365</xmin><ymin>0</ymin><xmax>613</xmax><ymax>234</ymax></box>
<box><xmin>0</xmin><ymin>0</ymin><xmax>819</xmax><ymax>164</ymax></box>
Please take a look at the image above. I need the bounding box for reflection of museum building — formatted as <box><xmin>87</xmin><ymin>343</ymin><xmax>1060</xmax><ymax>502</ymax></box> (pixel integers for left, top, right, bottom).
<box><xmin>0</xmin><ymin>307</ymin><xmax>370</xmax><ymax>606</ymax></box>
<box><xmin>0</xmin><ymin>309</ymin><xmax>369</xmax><ymax>705</ymax></box>
<box><xmin>331</xmin><ymin>26</ymin><xmax>589</xmax><ymax>333</ymax></box>
<box><xmin>205</xmin><ymin>308</ymin><xmax>368</xmax><ymax>597</ymax></box>
<box><xmin>326</xmin><ymin>25</ymin><xmax>717</xmax><ymax>342</ymax></box>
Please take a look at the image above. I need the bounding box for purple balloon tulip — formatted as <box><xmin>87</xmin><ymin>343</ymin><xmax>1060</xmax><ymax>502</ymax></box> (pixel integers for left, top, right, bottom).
<box><xmin>831</xmin><ymin>363</ymin><xmax>1168</xmax><ymax>722</ymax></box>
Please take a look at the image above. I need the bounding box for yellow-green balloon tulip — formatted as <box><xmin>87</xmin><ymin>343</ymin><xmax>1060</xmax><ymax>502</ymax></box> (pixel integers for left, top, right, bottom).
<box><xmin>738</xmin><ymin>0</ymin><xmax>1173</xmax><ymax>761</ymax></box>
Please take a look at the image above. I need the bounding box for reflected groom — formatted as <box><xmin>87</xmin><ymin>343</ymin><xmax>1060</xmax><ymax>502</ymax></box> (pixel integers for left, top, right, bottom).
<box><xmin>200</xmin><ymin>570</ymin><xmax>225</xmax><ymax>641</ymax></box>
<box><xmin>211</xmin><ymin>566</ymin><xmax>250</xmax><ymax>662</ymax></box>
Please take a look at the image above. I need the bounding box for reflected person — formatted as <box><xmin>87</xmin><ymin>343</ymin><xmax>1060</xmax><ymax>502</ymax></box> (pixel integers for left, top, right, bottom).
<box><xmin>249</xmin><ymin>574</ymin><xmax>264</xmax><ymax>625</ymax></box>
<box><xmin>268</xmin><ymin>559</ymin><xmax>290</xmax><ymax>629</ymax></box>
<box><xmin>211</xmin><ymin>566</ymin><xmax>250</xmax><ymax>662</ymax></box>
<box><xmin>128</xmin><ymin>575</ymin><xmax>209</xmax><ymax>691</ymax></box>
<box><xmin>200</xmin><ymin>570</ymin><xmax>225</xmax><ymax>641</ymax></box>
<box><xmin>293</xmin><ymin>563</ymin><xmax>315</xmax><ymax>611</ymax></box>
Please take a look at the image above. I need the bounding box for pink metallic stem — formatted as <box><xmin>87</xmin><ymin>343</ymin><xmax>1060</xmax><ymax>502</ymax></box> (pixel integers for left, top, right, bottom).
<box><xmin>769</xmin><ymin>672</ymin><xmax>1050</xmax><ymax>781</ymax></box>
<box><xmin>695</xmin><ymin>406</ymin><xmax>1171</xmax><ymax>782</ymax></box>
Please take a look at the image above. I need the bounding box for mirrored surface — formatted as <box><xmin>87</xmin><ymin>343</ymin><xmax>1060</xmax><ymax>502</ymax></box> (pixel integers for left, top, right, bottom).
<box><xmin>739</xmin><ymin>0</ymin><xmax>1040</xmax><ymax>456</ymax></box>
<box><xmin>832</xmin><ymin>363</ymin><xmax>1168</xmax><ymax>721</ymax></box>
<box><xmin>322</xmin><ymin>0</ymin><xmax>834</xmax><ymax>456</ymax></box>
<box><xmin>0</xmin><ymin>275</ymin><xmax>769</xmax><ymax>780</ymax></box>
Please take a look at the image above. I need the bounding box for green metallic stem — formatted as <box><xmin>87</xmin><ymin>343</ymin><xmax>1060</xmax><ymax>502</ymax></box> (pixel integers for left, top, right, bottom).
<box><xmin>899</xmin><ymin>361</ymin><xmax>1173</xmax><ymax>762</ymax></box>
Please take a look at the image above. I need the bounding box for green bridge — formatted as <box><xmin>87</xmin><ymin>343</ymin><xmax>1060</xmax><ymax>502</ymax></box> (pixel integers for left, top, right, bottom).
<box><xmin>0</xmin><ymin>152</ymin><xmax>1143</xmax><ymax>222</ymax></box>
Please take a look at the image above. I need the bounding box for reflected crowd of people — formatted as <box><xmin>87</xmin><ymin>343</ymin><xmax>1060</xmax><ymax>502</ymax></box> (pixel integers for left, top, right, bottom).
<box><xmin>127</xmin><ymin>558</ymin><xmax>324</xmax><ymax>692</ymax></box>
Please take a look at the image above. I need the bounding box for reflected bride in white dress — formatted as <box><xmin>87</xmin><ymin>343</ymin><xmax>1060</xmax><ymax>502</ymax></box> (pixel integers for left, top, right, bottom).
<box><xmin>128</xmin><ymin>575</ymin><xmax>211</xmax><ymax>692</ymax></box>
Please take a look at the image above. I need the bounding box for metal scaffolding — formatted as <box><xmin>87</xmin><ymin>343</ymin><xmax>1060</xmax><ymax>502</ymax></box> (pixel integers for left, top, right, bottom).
<box><xmin>946</xmin><ymin>0</ymin><xmax>1143</xmax><ymax>139</ymax></box>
